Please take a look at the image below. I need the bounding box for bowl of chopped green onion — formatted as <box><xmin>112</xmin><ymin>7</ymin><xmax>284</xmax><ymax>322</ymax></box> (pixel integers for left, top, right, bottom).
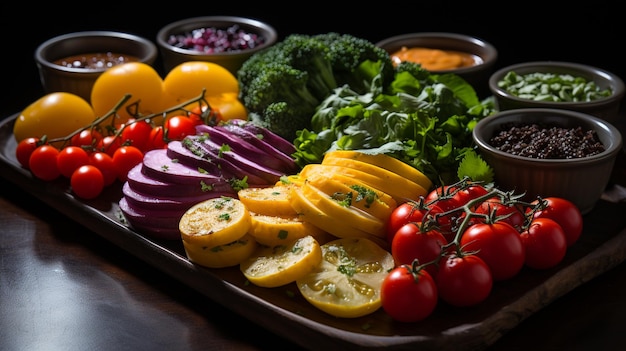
<box><xmin>488</xmin><ymin>61</ymin><xmax>625</xmax><ymax>123</ymax></box>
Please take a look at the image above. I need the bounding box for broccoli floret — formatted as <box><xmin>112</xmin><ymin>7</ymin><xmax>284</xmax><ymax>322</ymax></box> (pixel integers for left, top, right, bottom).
<box><xmin>395</xmin><ymin>60</ymin><xmax>432</xmax><ymax>80</ymax></box>
<box><xmin>237</xmin><ymin>32</ymin><xmax>396</xmax><ymax>141</ymax></box>
<box><xmin>243</xmin><ymin>62</ymin><xmax>320</xmax><ymax>114</ymax></box>
<box><xmin>276</xmin><ymin>34</ymin><xmax>337</xmax><ymax>100</ymax></box>
<box><xmin>314</xmin><ymin>32</ymin><xmax>395</xmax><ymax>93</ymax></box>
<box><xmin>237</xmin><ymin>41</ymin><xmax>291</xmax><ymax>100</ymax></box>
<box><xmin>263</xmin><ymin>101</ymin><xmax>314</xmax><ymax>141</ymax></box>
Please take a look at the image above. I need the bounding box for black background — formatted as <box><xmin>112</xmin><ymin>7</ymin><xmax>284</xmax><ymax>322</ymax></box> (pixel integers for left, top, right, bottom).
<box><xmin>2</xmin><ymin>3</ymin><xmax>622</xmax><ymax>118</ymax></box>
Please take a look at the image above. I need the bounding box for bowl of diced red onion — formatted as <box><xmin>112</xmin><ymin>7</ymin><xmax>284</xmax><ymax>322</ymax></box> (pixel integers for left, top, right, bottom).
<box><xmin>472</xmin><ymin>108</ymin><xmax>623</xmax><ymax>214</ymax></box>
<box><xmin>156</xmin><ymin>16</ymin><xmax>278</xmax><ymax>76</ymax></box>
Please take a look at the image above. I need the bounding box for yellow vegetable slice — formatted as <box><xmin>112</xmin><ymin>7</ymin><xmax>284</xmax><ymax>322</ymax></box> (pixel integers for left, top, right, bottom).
<box><xmin>238</xmin><ymin>185</ymin><xmax>297</xmax><ymax>217</ymax></box>
<box><xmin>300</xmin><ymin>180</ymin><xmax>387</xmax><ymax>238</ymax></box>
<box><xmin>240</xmin><ymin>235</ymin><xmax>323</xmax><ymax>288</ymax></box>
<box><xmin>326</xmin><ymin>172</ymin><xmax>398</xmax><ymax>210</ymax></box>
<box><xmin>183</xmin><ymin>234</ymin><xmax>258</xmax><ymax>268</ymax></box>
<box><xmin>323</xmin><ymin>150</ymin><xmax>433</xmax><ymax>191</ymax></box>
<box><xmin>248</xmin><ymin>211</ymin><xmax>330</xmax><ymax>247</ymax></box>
<box><xmin>299</xmin><ymin>163</ymin><xmax>426</xmax><ymax>204</ymax></box>
<box><xmin>179</xmin><ymin>196</ymin><xmax>251</xmax><ymax>248</ymax></box>
<box><xmin>304</xmin><ymin>172</ymin><xmax>396</xmax><ymax>221</ymax></box>
<box><xmin>320</xmin><ymin>157</ymin><xmax>429</xmax><ymax>202</ymax></box>
<box><xmin>275</xmin><ymin>174</ymin><xmax>305</xmax><ymax>187</ymax></box>
<box><xmin>289</xmin><ymin>185</ymin><xmax>388</xmax><ymax>249</ymax></box>
<box><xmin>296</xmin><ymin>237</ymin><xmax>394</xmax><ymax>318</ymax></box>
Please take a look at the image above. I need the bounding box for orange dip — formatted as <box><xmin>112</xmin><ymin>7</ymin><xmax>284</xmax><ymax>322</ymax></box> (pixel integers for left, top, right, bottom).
<box><xmin>390</xmin><ymin>47</ymin><xmax>481</xmax><ymax>71</ymax></box>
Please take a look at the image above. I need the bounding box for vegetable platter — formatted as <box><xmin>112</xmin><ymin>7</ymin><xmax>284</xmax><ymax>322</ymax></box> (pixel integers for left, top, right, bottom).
<box><xmin>2</xmin><ymin>113</ymin><xmax>626</xmax><ymax>351</ymax></box>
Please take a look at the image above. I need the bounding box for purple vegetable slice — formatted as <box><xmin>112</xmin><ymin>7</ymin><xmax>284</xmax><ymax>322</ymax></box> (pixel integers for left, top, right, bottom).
<box><xmin>119</xmin><ymin>197</ymin><xmax>183</xmax><ymax>240</ymax></box>
<box><xmin>225</xmin><ymin>119</ymin><xmax>297</xmax><ymax>156</ymax></box>
<box><xmin>126</xmin><ymin>163</ymin><xmax>233</xmax><ymax>197</ymax></box>
<box><xmin>195</xmin><ymin>123</ymin><xmax>292</xmax><ymax>171</ymax></box>
<box><xmin>142</xmin><ymin>148</ymin><xmax>229</xmax><ymax>185</ymax></box>
<box><xmin>122</xmin><ymin>181</ymin><xmax>235</xmax><ymax>211</ymax></box>
<box><xmin>186</xmin><ymin>135</ymin><xmax>283</xmax><ymax>184</ymax></box>
<box><xmin>215</xmin><ymin>123</ymin><xmax>299</xmax><ymax>172</ymax></box>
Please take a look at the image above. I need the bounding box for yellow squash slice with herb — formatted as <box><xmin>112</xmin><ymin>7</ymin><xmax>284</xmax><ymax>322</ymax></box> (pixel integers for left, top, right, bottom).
<box><xmin>240</xmin><ymin>235</ymin><xmax>323</xmax><ymax>288</ymax></box>
<box><xmin>296</xmin><ymin>237</ymin><xmax>394</xmax><ymax>318</ymax></box>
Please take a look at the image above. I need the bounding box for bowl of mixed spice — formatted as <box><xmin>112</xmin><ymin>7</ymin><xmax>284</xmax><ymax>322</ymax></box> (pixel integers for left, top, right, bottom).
<box><xmin>35</xmin><ymin>31</ymin><xmax>158</xmax><ymax>102</ymax></box>
<box><xmin>472</xmin><ymin>108</ymin><xmax>623</xmax><ymax>214</ymax></box>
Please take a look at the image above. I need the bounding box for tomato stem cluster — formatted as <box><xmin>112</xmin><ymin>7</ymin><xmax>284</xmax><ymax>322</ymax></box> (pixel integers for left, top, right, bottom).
<box><xmin>408</xmin><ymin>177</ymin><xmax>552</xmax><ymax>271</ymax></box>
<box><xmin>384</xmin><ymin>178</ymin><xmax>582</xmax><ymax>320</ymax></box>
<box><xmin>46</xmin><ymin>90</ymin><xmax>217</xmax><ymax>150</ymax></box>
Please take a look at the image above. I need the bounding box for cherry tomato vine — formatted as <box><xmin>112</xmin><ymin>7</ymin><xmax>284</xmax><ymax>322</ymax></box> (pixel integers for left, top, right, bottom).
<box><xmin>18</xmin><ymin>90</ymin><xmax>222</xmax><ymax>199</ymax></box>
<box><xmin>382</xmin><ymin>177</ymin><xmax>582</xmax><ymax>322</ymax></box>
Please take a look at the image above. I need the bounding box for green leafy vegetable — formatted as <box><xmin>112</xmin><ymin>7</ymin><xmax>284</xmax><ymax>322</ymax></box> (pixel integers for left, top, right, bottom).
<box><xmin>292</xmin><ymin>60</ymin><xmax>496</xmax><ymax>186</ymax></box>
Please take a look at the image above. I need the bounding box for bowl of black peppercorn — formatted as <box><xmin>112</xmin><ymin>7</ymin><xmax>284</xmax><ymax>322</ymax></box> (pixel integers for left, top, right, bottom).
<box><xmin>472</xmin><ymin>108</ymin><xmax>623</xmax><ymax>214</ymax></box>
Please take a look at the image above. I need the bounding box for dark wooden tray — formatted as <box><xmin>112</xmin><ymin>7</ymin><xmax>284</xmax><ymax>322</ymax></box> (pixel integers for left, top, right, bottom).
<box><xmin>2</xmin><ymin>114</ymin><xmax>626</xmax><ymax>351</ymax></box>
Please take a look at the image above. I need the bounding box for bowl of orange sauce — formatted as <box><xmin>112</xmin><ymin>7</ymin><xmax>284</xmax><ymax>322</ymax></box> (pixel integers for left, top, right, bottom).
<box><xmin>376</xmin><ymin>32</ymin><xmax>498</xmax><ymax>97</ymax></box>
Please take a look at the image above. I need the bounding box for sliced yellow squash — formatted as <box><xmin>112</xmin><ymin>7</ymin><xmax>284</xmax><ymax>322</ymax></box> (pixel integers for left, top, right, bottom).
<box><xmin>183</xmin><ymin>234</ymin><xmax>258</xmax><ymax>268</ymax></box>
<box><xmin>322</xmin><ymin>150</ymin><xmax>433</xmax><ymax>191</ymax></box>
<box><xmin>248</xmin><ymin>211</ymin><xmax>331</xmax><ymax>246</ymax></box>
<box><xmin>304</xmin><ymin>172</ymin><xmax>396</xmax><ymax>221</ymax></box>
<box><xmin>299</xmin><ymin>163</ymin><xmax>427</xmax><ymax>203</ymax></box>
<box><xmin>300</xmin><ymin>180</ymin><xmax>387</xmax><ymax>238</ymax></box>
<box><xmin>179</xmin><ymin>196</ymin><xmax>251</xmax><ymax>248</ymax></box>
<box><xmin>289</xmin><ymin>185</ymin><xmax>388</xmax><ymax>249</ymax></box>
<box><xmin>296</xmin><ymin>237</ymin><xmax>394</xmax><ymax>318</ymax></box>
<box><xmin>240</xmin><ymin>235</ymin><xmax>323</xmax><ymax>288</ymax></box>
<box><xmin>274</xmin><ymin>174</ymin><xmax>305</xmax><ymax>187</ymax></box>
<box><xmin>238</xmin><ymin>185</ymin><xmax>297</xmax><ymax>217</ymax></box>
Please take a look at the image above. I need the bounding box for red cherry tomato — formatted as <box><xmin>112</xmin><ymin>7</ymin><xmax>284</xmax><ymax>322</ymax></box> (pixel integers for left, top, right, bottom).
<box><xmin>15</xmin><ymin>137</ymin><xmax>40</xmax><ymax>169</ymax></box>
<box><xmin>475</xmin><ymin>196</ymin><xmax>527</xmax><ymax>231</ymax></box>
<box><xmin>70</xmin><ymin>165</ymin><xmax>104</xmax><ymax>199</ymax></box>
<box><xmin>121</xmin><ymin>119</ymin><xmax>153</xmax><ymax>152</ymax></box>
<box><xmin>112</xmin><ymin>145</ymin><xmax>144</xmax><ymax>182</ymax></box>
<box><xmin>424</xmin><ymin>185</ymin><xmax>463</xmax><ymax>211</ymax></box>
<box><xmin>188</xmin><ymin>105</ymin><xmax>211</xmax><ymax>126</ymax></box>
<box><xmin>529</xmin><ymin>197</ymin><xmax>583</xmax><ymax>247</ymax></box>
<box><xmin>98</xmin><ymin>135</ymin><xmax>122</xmax><ymax>156</ymax></box>
<box><xmin>520</xmin><ymin>217</ymin><xmax>568</xmax><ymax>270</ymax></box>
<box><xmin>453</xmin><ymin>184</ymin><xmax>490</xmax><ymax>209</ymax></box>
<box><xmin>387</xmin><ymin>201</ymin><xmax>429</xmax><ymax>243</ymax></box>
<box><xmin>28</xmin><ymin>144</ymin><xmax>61</xmax><ymax>181</ymax></box>
<box><xmin>147</xmin><ymin>126</ymin><xmax>167</xmax><ymax>150</ymax></box>
<box><xmin>89</xmin><ymin>151</ymin><xmax>118</xmax><ymax>186</ymax></box>
<box><xmin>56</xmin><ymin>146</ymin><xmax>90</xmax><ymax>178</ymax></box>
<box><xmin>164</xmin><ymin>115</ymin><xmax>197</xmax><ymax>141</ymax></box>
<box><xmin>460</xmin><ymin>222</ymin><xmax>526</xmax><ymax>281</ymax></box>
<box><xmin>381</xmin><ymin>265</ymin><xmax>438</xmax><ymax>322</ymax></box>
<box><xmin>391</xmin><ymin>222</ymin><xmax>446</xmax><ymax>277</ymax></box>
<box><xmin>436</xmin><ymin>253</ymin><xmax>493</xmax><ymax>307</ymax></box>
<box><xmin>424</xmin><ymin>185</ymin><xmax>467</xmax><ymax>241</ymax></box>
<box><xmin>70</xmin><ymin>129</ymin><xmax>103</xmax><ymax>149</ymax></box>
